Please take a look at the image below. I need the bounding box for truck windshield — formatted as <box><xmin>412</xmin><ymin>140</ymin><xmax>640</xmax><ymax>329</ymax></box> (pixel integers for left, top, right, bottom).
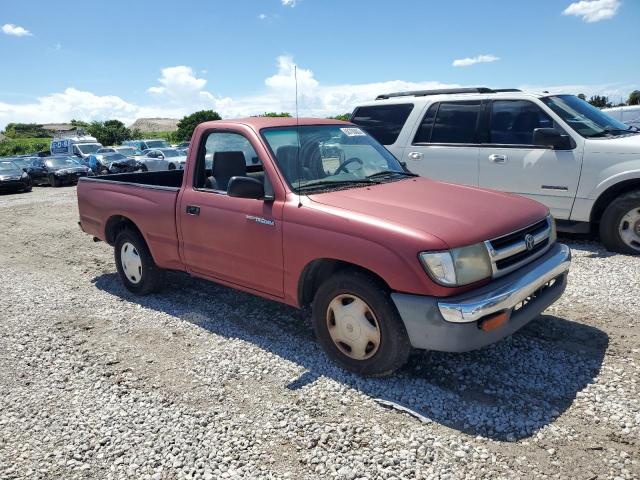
<box><xmin>77</xmin><ymin>144</ymin><xmax>101</xmax><ymax>154</ymax></box>
<box><xmin>541</xmin><ymin>95</ymin><xmax>635</xmax><ymax>138</ymax></box>
<box><xmin>262</xmin><ymin>125</ymin><xmax>409</xmax><ymax>193</ymax></box>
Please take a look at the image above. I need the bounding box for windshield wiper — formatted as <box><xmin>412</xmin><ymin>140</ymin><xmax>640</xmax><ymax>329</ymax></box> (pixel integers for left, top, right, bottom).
<box><xmin>589</xmin><ymin>128</ymin><xmax>638</xmax><ymax>137</ymax></box>
<box><xmin>366</xmin><ymin>170</ymin><xmax>418</xmax><ymax>180</ymax></box>
<box><xmin>296</xmin><ymin>178</ymin><xmax>380</xmax><ymax>192</ymax></box>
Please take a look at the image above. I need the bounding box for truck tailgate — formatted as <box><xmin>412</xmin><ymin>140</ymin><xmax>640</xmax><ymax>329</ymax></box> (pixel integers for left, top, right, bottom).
<box><xmin>77</xmin><ymin>178</ymin><xmax>182</xmax><ymax>271</ymax></box>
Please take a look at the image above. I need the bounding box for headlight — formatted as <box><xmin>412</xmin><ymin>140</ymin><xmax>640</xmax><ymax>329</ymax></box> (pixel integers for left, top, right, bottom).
<box><xmin>420</xmin><ymin>243</ymin><xmax>492</xmax><ymax>286</ymax></box>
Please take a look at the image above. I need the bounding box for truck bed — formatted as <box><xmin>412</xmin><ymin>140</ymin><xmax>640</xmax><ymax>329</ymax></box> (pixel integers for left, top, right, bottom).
<box><xmin>90</xmin><ymin>170</ymin><xmax>184</xmax><ymax>189</ymax></box>
<box><xmin>77</xmin><ymin>171</ymin><xmax>184</xmax><ymax>271</ymax></box>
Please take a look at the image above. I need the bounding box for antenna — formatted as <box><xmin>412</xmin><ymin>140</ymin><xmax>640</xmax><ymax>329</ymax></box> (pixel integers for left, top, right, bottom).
<box><xmin>294</xmin><ymin>65</ymin><xmax>302</xmax><ymax>208</ymax></box>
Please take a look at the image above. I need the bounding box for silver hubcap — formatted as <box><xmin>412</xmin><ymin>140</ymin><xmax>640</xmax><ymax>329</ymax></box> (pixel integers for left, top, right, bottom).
<box><xmin>121</xmin><ymin>242</ymin><xmax>143</xmax><ymax>284</ymax></box>
<box><xmin>326</xmin><ymin>294</ymin><xmax>381</xmax><ymax>360</ymax></box>
<box><xmin>618</xmin><ymin>207</ymin><xmax>640</xmax><ymax>251</ymax></box>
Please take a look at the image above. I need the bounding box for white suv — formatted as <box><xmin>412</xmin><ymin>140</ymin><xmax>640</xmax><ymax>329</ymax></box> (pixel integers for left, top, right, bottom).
<box><xmin>351</xmin><ymin>88</ymin><xmax>640</xmax><ymax>254</ymax></box>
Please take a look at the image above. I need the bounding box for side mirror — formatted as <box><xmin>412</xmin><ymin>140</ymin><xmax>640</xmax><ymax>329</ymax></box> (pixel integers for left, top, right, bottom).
<box><xmin>227</xmin><ymin>176</ymin><xmax>265</xmax><ymax>200</ymax></box>
<box><xmin>533</xmin><ymin>128</ymin><xmax>574</xmax><ymax>150</ymax></box>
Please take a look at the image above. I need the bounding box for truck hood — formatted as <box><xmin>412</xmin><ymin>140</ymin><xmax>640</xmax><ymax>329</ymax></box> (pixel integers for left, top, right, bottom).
<box><xmin>309</xmin><ymin>177</ymin><xmax>549</xmax><ymax>249</ymax></box>
<box><xmin>585</xmin><ymin>133</ymin><xmax>640</xmax><ymax>154</ymax></box>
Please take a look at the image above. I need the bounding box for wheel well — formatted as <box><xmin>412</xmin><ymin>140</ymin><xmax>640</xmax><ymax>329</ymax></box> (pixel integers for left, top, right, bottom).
<box><xmin>298</xmin><ymin>259</ymin><xmax>391</xmax><ymax>308</ymax></box>
<box><xmin>590</xmin><ymin>179</ymin><xmax>640</xmax><ymax>225</ymax></box>
<box><xmin>104</xmin><ymin>215</ymin><xmax>143</xmax><ymax>246</ymax></box>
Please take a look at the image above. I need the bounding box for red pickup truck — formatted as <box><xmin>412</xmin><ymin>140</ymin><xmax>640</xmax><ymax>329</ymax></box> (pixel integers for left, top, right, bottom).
<box><xmin>77</xmin><ymin>117</ymin><xmax>571</xmax><ymax>375</ymax></box>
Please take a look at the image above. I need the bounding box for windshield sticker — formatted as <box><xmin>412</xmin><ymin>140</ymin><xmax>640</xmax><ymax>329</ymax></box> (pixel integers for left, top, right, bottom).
<box><xmin>340</xmin><ymin>127</ymin><xmax>367</xmax><ymax>137</ymax></box>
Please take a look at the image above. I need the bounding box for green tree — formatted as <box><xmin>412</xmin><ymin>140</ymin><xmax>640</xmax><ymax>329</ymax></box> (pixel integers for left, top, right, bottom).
<box><xmin>86</xmin><ymin>119</ymin><xmax>132</xmax><ymax>146</ymax></box>
<box><xmin>588</xmin><ymin>95</ymin><xmax>612</xmax><ymax>108</ymax></box>
<box><xmin>175</xmin><ymin>110</ymin><xmax>222</xmax><ymax>141</ymax></box>
<box><xmin>258</xmin><ymin>112</ymin><xmax>292</xmax><ymax>117</ymax></box>
<box><xmin>628</xmin><ymin>90</ymin><xmax>640</xmax><ymax>106</ymax></box>
<box><xmin>70</xmin><ymin>119</ymin><xmax>90</xmax><ymax>129</ymax></box>
<box><xmin>3</xmin><ymin>123</ymin><xmax>50</xmax><ymax>138</ymax></box>
<box><xmin>577</xmin><ymin>93</ymin><xmax>586</xmax><ymax>101</ymax></box>
<box><xmin>328</xmin><ymin>113</ymin><xmax>351</xmax><ymax>121</ymax></box>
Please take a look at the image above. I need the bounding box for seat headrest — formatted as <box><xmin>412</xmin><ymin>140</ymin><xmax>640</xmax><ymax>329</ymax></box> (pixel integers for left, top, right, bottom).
<box><xmin>212</xmin><ymin>151</ymin><xmax>246</xmax><ymax>178</ymax></box>
<box><xmin>276</xmin><ymin>145</ymin><xmax>300</xmax><ymax>180</ymax></box>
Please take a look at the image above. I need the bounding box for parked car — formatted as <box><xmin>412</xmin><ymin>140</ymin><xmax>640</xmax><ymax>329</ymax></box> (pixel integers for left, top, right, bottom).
<box><xmin>96</xmin><ymin>146</ymin><xmax>143</xmax><ymax>157</ymax></box>
<box><xmin>51</xmin><ymin>134</ymin><xmax>103</xmax><ymax>159</ymax></box>
<box><xmin>87</xmin><ymin>153</ymin><xmax>144</xmax><ymax>174</ymax></box>
<box><xmin>0</xmin><ymin>160</ymin><xmax>32</xmax><ymax>193</ymax></box>
<box><xmin>77</xmin><ymin>117</ymin><xmax>571</xmax><ymax>376</ymax></box>
<box><xmin>30</xmin><ymin>156</ymin><xmax>93</xmax><ymax>187</ymax></box>
<box><xmin>122</xmin><ymin>139</ymin><xmax>170</xmax><ymax>151</ymax></box>
<box><xmin>3</xmin><ymin>156</ymin><xmax>39</xmax><ymax>173</ymax></box>
<box><xmin>602</xmin><ymin>105</ymin><xmax>640</xmax><ymax>130</ymax></box>
<box><xmin>140</xmin><ymin>148</ymin><xmax>187</xmax><ymax>170</ymax></box>
<box><xmin>350</xmin><ymin>87</ymin><xmax>640</xmax><ymax>254</ymax></box>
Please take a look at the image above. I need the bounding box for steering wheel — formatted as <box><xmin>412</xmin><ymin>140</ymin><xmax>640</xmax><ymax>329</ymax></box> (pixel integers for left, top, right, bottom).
<box><xmin>334</xmin><ymin>157</ymin><xmax>363</xmax><ymax>175</ymax></box>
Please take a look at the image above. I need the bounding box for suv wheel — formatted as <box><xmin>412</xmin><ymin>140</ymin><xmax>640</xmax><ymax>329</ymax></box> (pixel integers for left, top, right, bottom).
<box><xmin>114</xmin><ymin>229</ymin><xmax>164</xmax><ymax>294</ymax></box>
<box><xmin>600</xmin><ymin>190</ymin><xmax>640</xmax><ymax>255</ymax></box>
<box><xmin>312</xmin><ymin>271</ymin><xmax>411</xmax><ymax>376</ymax></box>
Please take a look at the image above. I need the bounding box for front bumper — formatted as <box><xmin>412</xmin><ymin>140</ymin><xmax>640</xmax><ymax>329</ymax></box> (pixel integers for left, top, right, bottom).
<box><xmin>0</xmin><ymin>179</ymin><xmax>27</xmax><ymax>191</ymax></box>
<box><xmin>391</xmin><ymin>243</ymin><xmax>571</xmax><ymax>352</ymax></box>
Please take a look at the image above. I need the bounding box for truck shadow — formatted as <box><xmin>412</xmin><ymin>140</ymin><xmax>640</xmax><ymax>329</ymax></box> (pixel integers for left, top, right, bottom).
<box><xmin>93</xmin><ymin>271</ymin><xmax>608</xmax><ymax>442</ymax></box>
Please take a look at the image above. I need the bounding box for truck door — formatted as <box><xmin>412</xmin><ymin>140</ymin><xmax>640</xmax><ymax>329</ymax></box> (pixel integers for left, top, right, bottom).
<box><xmin>478</xmin><ymin>99</ymin><xmax>582</xmax><ymax>220</ymax></box>
<box><xmin>178</xmin><ymin>130</ymin><xmax>284</xmax><ymax>298</ymax></box>
<box><xmin>402</xmin><ymin>101</ymin><xmax>481</xmax><ymax>186</ymax></box>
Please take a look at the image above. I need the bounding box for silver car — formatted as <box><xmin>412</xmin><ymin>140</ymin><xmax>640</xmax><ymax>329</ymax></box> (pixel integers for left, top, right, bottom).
<box><xmin>140</xmin><ymin>148</ymin><xmax>187</xmax><ymax>171</ymax></box>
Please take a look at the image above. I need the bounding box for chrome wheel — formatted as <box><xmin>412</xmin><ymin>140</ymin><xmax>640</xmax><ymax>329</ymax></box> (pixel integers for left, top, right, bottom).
<box><xmin>618</xmin><ymin>207</ymin><xmax>640</xmax><ymax>252</ymax></box>
<box><xmin>120</xmin><ymin>242</ymin><xmax>143</xmax><ymax>284</ymax></box>
<box><xmin>326</xmin><ymin>294</ymin><xmax>381</xmax><ymax>360</ymax></box>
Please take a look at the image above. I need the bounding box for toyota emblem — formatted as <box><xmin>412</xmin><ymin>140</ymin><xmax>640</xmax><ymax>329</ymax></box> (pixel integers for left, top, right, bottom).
<box><xmin>524</xmin><ymin>234</ymin><xmax>535</xmax><ymax>251</ymax></box>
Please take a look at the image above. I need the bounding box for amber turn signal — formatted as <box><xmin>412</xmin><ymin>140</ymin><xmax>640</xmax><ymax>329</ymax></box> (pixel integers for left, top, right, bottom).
<box><xmin>479</xmin><ymin>311</ymin><xmax>509</xmax><ymax>332</ymax></box>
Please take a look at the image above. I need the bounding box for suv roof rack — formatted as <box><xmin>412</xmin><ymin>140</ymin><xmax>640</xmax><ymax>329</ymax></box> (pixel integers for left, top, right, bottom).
<box><xmin>375</xmin><ymin>87</ymin><xmax>521</xmax><ymax>100</ymax></box>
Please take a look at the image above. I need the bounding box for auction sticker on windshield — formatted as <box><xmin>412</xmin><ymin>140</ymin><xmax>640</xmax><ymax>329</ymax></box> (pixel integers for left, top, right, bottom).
<box><xmin>340</xmin><ymin>127</ymin><xmax>366</xmax><ymax>137</ymax></box>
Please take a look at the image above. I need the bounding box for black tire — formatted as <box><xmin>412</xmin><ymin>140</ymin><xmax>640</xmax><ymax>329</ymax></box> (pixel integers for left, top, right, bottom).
<box><xmin>599</xmin><ymin>190</ymin><xmax>640</xmax><ymax>255</ymax></box>
<box><xmin>168</xmin><ymin>163</ymin><xmax>176</xmax><ymax>171</ymax></box>
<box><xmin>140</xmin><ymin>165</ymin><xmax>148</xmax><ymax>172</ymax></box>
<box><xmin>50</xmin><ymin>175</ymin><xmax>60</xmax><ymax>187</ymax></box>
<box><xmin>311</xmin><ymin>270</ymin><xmax>411</xmax><ymax>376</ymax></box>
<box><xmin>23</xmin><ymin>178</ymin><xmax>32</xmax><ymax>192</ymax></box>
<box><xmin>114</xmin><ymin>228</ymin><xmax>164</xmax><ymax>295</ymax></box>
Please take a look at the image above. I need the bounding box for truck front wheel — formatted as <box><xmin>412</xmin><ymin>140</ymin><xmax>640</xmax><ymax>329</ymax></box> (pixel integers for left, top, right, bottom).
<box><xmin>600</xmin><ymin>190</ymin><xmax>640</xmax><ymax>255</ymax></box>
<box><xmin>312</xmin><ymin>271</ymin><xmax>411</xmax><ymax>376</ymax></box>
<box><xmin>114</xmin><ymin>229</ymin><xmax>164</xmax><ymax>294</ymax></box>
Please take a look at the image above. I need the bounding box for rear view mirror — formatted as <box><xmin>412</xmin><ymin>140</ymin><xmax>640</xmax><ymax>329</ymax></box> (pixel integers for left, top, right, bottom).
<box><xmin>533</xmin><ymin>128</ymin><xmax>574</xmax><ymax>150</ymax></box>
<box><xmin>227</xmin><ymin>176</ymin><xmax>265</xmax><ymax>200</ymax></box>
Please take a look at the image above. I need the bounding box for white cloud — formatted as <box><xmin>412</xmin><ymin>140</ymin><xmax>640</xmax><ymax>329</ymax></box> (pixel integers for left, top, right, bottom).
<box><xmin>258</xmin><ymin>13</ymin><xmax>267</xmax><ymax>20</ymax></box>
<box><xmin>147</xmin><ymin>66</ymin><xmax>214</xmax><ymax>103</ymax></box>
<box><xmin>2</xmin><ymin>23</ymin><xmax>32</xmax><ymax>37</ymax></box>
<box><xmin>1</xmin><ymin>57</ymin><xmax>633</xmax><ymax>129</ymax></box>
<box><xmin>281</xmin><ymin>0</ymin><xmax>297</xmax><ymax>6</ymax></box>
<box><xmin>563</xmin><ymin>0</ymin><xmax>620</xmax><ymax>22</ymax></box>
<box><xmin>452</xmin><ymin>54</ymin><xmax>499</xmax><ymax>67</ymax></box>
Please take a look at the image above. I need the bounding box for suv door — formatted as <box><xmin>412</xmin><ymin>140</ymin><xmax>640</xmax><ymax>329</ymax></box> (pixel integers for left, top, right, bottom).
<box><xmin>402</xmin><ymin>101</ymin><xmax>482</xmax><ymax>186</ymax></box>
<box><xmin>478</xmin><ymin>99</ymin><xmax>582</xmax><ymax>219</ymax></box>
<box><xmin>179</xmin><ymin>130</ymin><xmax>284</xmax><ymax>297</ymax></box>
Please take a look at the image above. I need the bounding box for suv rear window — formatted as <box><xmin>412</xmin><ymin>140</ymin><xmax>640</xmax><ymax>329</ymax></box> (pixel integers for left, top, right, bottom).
<box><xmin>350</xmin><ymin>104</ymin><xmax>414</xmax><ymax>145</ymax></box>
<box><xmin>417</xmin><ymin>101</ymin><xmax>481</xmax><ymax>144</ymax></box>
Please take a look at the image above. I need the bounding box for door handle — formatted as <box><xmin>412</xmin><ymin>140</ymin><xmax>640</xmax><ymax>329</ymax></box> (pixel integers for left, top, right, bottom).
<box><xmin>488</xmin><ymin>154</ymin><xmax>507</xmax><ymax>164</ymax></box>
<box><xmin>186</xmin><ymin>205</ymin><xmax>200</xmax><ymax>216</ymax></box>
<box><xmin>408</xmin><ymin>151</ymin><xmax>423</xmax><ymax>160</ymax></box>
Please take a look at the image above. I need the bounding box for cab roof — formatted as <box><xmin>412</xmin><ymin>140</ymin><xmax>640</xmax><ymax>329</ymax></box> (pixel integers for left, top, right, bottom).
<box><xmin>198</xmin><ymin>117</ymin><xmax>350</xmax><ymax>131</ymax></box>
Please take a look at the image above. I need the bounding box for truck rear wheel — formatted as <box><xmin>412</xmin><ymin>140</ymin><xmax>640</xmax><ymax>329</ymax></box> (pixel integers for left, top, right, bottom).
<box><xmin>599</xmin><ymin>190</ymin><xmax>640</xmax><ymax>255</ymax></box>
<box><xmin>312</xmin><ymin>270</ymin><xmax>411</xmax><ymax>376</ymax></box>
<box><xmin>114</xmin><ymin>229</ymin><xmax>164</xmax><ymax>295</ymax></box>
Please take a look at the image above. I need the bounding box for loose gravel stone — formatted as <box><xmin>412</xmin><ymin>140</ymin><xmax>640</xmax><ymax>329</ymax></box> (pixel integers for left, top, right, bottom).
<box><xmin>0</xmin><ymin>187</ymin><xmax>638</xmax><ymax>479</ymax></box>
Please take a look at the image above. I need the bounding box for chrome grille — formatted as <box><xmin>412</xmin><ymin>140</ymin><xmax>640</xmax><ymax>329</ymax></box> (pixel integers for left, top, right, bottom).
<box><xmin>484</xmin><ymin>216</ymin><xmax>553</xmax><ymax>278</ymax></box>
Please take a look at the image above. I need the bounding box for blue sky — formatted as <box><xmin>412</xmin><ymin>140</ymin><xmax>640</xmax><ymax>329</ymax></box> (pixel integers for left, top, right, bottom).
<box><xmin>0</xmin><ymin>0</ymin><xmax>638</xmax><ymax>127</ymax></box>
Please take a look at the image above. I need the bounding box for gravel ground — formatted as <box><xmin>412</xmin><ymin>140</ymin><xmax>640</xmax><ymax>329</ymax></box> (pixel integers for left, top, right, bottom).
<box><xmin>0</xmin><ymin>186</ymin><xmax>638</xmax><ymax>480</ymax></box>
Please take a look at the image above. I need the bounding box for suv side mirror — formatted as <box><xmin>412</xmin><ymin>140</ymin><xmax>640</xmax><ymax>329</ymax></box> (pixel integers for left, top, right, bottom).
<box><xmin>533</xmin><ymin>128</ymin><xmax>574</xmax><ymax>150</ymax></box>
<box><xmin>227</xmin><ymin>176</ymin><xmax>265</xmax><ymax>200</ymax></box>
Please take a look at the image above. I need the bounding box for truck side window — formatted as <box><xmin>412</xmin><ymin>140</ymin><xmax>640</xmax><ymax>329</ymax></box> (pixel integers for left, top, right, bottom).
<box><xmin>350</xmin><ymin>104</ymin><xmax>414</xmax><ymax>146</ymax></box>
<box><xmin>429</xmin><ymin>101</ymin><xmax>481</xmax><ymax>144</ymax></box>
<box><xmin>196</xmin><ymin>132</ymin><xmax>272</xmax><ymax>196</ymax></box>
<box><xmin>413</xmin><ymin>103</ymin><xmax>439</xmax><ymax>143</ymax></box>
<box><xmin>490</xmin><ymin>100</ymin><xmax>554</xmax><ymax>145</ymax></box>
